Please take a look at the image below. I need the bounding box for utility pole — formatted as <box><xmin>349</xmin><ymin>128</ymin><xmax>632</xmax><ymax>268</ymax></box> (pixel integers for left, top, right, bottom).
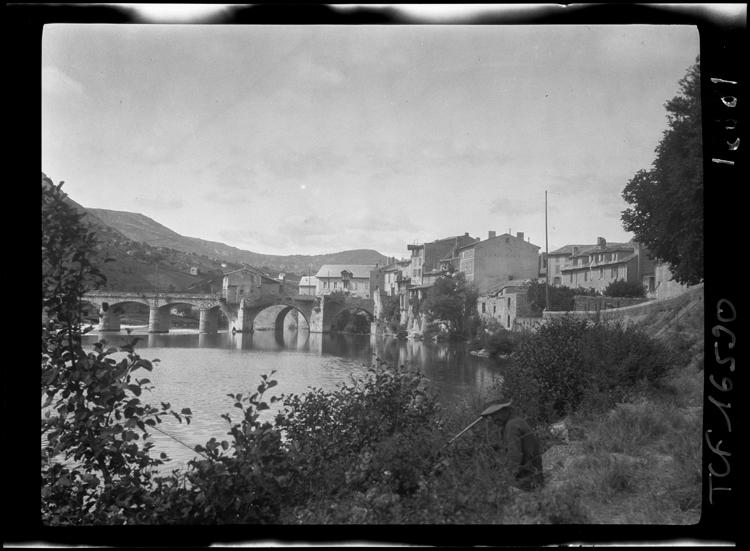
<box><xmin>545</xmin><ymin>191</ymin><xmax>550</xmax><ymax>312</ymax></box>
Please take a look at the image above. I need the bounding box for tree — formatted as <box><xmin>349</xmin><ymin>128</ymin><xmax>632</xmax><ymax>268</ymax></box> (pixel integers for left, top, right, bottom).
<box><xmin>621</xmin><ymin>59</ymin><xmax>703</xmax><ymax>285</ymax></box>
<box><xmin>419</xmin><ymin>273</ymin><xmax>479</xmax><ymax>337</ymax></box>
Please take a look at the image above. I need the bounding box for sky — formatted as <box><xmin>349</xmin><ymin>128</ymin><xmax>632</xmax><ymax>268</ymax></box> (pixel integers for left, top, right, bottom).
<box><xmin>42</xmin><ymin>18</ymin><xmax>701</xmax><ymax>259</ymax></box>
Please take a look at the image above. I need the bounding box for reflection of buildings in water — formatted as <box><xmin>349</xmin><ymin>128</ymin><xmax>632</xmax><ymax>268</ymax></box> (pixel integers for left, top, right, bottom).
<box><xmin>232</xmin><ymin>331</ymin><xmax>253</xmax><ymax>350</ymax></box>
<box><xmin>292</xmin><ymin>329</ymin><xmax>310</xmax><ymax>351</ymax></box>
<box><xmin>306</xmin><ymin>332</ymin><xmax>323</xmax><ymax>355</ymax></box>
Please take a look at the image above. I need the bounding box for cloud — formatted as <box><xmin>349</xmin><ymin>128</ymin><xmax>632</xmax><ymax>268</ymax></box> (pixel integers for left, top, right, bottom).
<box><xmin>42</xmin><ymin>66</ymin><xmax>86</xmax><ymax>97</ymax></box>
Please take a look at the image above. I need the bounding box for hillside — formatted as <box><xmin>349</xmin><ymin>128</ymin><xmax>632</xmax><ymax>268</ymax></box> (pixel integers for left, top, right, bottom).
<box><xmin>44</xmin><ymin>173</ymin><xmax>389</xmax><ymax>292</ymax></box>
<box><xmin>88</xmin><ymin>208</ymin><xmax>389</xmax><ymax>273</ymax></box>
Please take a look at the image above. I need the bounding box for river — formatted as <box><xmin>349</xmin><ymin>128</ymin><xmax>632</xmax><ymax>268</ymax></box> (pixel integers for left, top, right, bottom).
<box><xmin>71</xmin><ymin>327</ymin><xmax>505</xmax><ymax>471</ymax></box>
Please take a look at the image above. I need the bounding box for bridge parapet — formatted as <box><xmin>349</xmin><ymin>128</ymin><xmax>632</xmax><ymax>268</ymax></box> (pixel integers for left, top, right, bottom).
<box><xmin>83</xmin><ymin>291</ymin><xmax>224</xmax><ymax>333</ymax></box>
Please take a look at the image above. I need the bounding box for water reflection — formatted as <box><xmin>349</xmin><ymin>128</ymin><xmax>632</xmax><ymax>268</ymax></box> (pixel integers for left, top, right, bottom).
<box><xmin>80</xmin><ymin>328</ymin><xmax>503</xmax><ymax>470</ymax></box>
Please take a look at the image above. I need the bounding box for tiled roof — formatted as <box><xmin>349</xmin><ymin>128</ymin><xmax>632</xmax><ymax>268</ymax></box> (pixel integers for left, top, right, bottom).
<box><xmin>315</xmin><ymin>265</ymin><xmax>377</xmax><ymax>279</ymax></box>
<box><xmin>483</xmin><ymin>279</ymin><xmax>533</xmax><ymax>297</ymax></box>
<box><xmin>552</xmin><ymin>242</ymin><xmax>632</xmax><ymax>257</ymax></box>
<box><xmin>549</xmin><ymin>244</ymin><xmax>594</xmax><ymax>255</ymax></box>
<box><xmin>561</xmin><ymin>252</ymin><xmax>638</xmax><ymax>271</ymax></box>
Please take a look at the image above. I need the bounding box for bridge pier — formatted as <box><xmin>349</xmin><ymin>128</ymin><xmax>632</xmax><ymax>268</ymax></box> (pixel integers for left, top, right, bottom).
<box><xmin>199</xmin><ymin>308</ymin><xmax>220</xmax><ymax>334</ymax></box>
<box><xmin>149</xmin><ymin>306</ymin><xmax>170</xmax><ymax>333</ymax></box>
<box><xmin>97</xmin><ymin>305</ymin><xmax>121</xmax><ymax>332</ymax></box>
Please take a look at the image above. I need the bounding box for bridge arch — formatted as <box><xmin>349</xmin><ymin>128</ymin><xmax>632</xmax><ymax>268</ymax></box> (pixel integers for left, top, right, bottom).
<box><xmin>320</xmin><ymin>297</ymin><xmax>375</xmax><ymax>334</ymax></box>
<box><xmin>82</xmin><ymin>292</ymin><xmax>224</xmax><ymax>333</ymax></box>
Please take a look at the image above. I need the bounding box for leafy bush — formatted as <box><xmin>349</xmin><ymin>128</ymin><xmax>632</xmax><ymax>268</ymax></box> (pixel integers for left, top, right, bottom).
<box><xmin>42</xmin><ymin>175</ymin><xmax>190</xmax><ymax>525</ymax></box>
<box><xmin>146</xmin><ymin>373</ymin><xmax>302</xmax><ymax>524</ymax></box>
<box><xmin>499</xmin><ymin>316</ymin><xmax>678</xmax><ymax>426</ymax></box>
<box><xmin>276</xmin><ymin>359</ymin><xmax>439</xmax><ymax>501</ymax></box>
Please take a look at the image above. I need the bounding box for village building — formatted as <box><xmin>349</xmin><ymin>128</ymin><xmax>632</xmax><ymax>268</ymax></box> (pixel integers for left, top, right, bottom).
<box><xmin>370</xmin><ymin>259</ymin><xmax>411</xmax><ymax>323</ymax></box>
<box><xmin>298</xmin><ymin>275</ymin><xmax>319</xmax><ymax>295</ymax></box>
<box><xmin>557</xmin><ymin>238</ymin><xmax>657</xmax><ymax>294</ymax></box>
<box><xmin>456</xmin><ymin>231</ymin><xmax>540</xmax><ymax>294</ymax></box>
<box><xmin>547</xmin><ymin>244</ymin><xmax>597</xmax><ymax>287</ymax></box>
<box><xmin>652</xmin><ymin>260</ymin><xmax>691</xmax><ymax>300</ymax></box>
<box><xmin>477</xmin><ymin>279</ymin><xmax>538</xmax><ymax>330</ymax></box>
<box><xmin>222</xmin><ymin>266</ymin><xmax>283</xmax><ymax>303</ymax></box>
<box><xmin>315</xmin><ymin>265</ymin><xmax>376</xmax><ymax>299</ymax></box>
<box><xmin>407</xmin><ymin>233</ymin><xmax>476</xmax><ymax>287</ymax></box>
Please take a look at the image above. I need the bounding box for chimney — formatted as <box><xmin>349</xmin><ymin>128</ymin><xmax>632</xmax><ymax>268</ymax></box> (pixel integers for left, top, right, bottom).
<box><xmin>476</xmin><ymin>237</ymin><xmax>481</xmax><ymax>243</ymax></box>
<box><xmin>489</xmin><ymin>231</ymin><xmax>496</xmax><ymax>239</ymax></box>
<box><xmin>516</xmin><ymin>231</ymin><xmax>524</xmax><ymax>241</ymax></box>
<box><xmin>597</xmin><ymin>237</ymin><xmax>606</xmax><ymax>249</ymax></box>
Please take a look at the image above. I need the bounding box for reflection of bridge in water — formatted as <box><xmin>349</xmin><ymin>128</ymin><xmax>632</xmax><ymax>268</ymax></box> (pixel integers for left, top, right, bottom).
<box><xmin>81</xmin><ymin>291</ymin><xmax>374</xmax><ymax>335</ymax></box>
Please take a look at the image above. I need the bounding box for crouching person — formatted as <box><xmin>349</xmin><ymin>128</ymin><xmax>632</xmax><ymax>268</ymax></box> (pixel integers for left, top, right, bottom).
<box><xmin>482</xmin><ymin>396</ymin><xmax>544</xmax><ymax>491</ymax></box>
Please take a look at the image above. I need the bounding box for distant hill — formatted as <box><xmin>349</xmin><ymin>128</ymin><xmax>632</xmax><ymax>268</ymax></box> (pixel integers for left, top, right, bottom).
<box><xmin>88</xmin><ymin>208</ymin><xmax>389</xmax><ymax>273</ymax></box>
<box><xmin>45</xmin><ymin>173</ymin><xmax>390</xmax><ymax>292</ymax></box>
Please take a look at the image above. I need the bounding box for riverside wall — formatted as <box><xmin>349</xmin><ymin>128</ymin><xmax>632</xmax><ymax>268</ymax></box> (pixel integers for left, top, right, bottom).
<box><xmin>542</xmin><ymin>283</ymin><xmax>704</xmax><ymax>328</ymax></box>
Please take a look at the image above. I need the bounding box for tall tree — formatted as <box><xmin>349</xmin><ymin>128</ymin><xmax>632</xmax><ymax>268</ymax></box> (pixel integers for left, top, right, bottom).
<box><xmin>621</xmin><ymin>59</ymin><xmax>703</xmax><ymax>285</ymax></box>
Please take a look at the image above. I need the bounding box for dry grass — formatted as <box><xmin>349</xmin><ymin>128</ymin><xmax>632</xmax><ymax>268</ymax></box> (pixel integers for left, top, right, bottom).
<box><xmin>549</xmin><ymin>365</ymin><xmax>703</xmax><ymax>524</ymax></box>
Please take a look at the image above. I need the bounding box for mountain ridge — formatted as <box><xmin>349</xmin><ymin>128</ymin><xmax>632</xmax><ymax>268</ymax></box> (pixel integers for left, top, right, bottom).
<box><xmin>87</xmin><ymin>208</ymin><xmax>389</xmax><ymax>273</ymax></box>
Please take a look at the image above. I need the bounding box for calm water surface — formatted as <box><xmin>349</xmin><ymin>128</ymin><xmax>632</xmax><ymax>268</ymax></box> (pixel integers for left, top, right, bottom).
<box><xmin>77</xmin><ymin>327</ymin><xmax>504</xmax><ymax>470</ymax></box>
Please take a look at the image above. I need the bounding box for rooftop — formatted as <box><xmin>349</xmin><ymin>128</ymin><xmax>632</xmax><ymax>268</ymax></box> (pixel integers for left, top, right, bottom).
<box><xmin>315</xmin><ymin>265</ymin><xmax>377</xmax><ymax>279</ymax></box>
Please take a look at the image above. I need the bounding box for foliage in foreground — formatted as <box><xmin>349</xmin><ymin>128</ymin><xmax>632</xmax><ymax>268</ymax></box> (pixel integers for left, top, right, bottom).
<box><xmin>498</xmin><ymin>316</ymin><xmax>680</xmax><ymax>426</ymax></box>
<box><xmin>42</xmin><ymin>176</ymin><xmax>192</xmax><ymax>525</ymax></box>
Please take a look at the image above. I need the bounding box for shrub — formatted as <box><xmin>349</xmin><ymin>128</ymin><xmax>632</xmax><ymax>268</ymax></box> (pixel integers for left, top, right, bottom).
<box><xmin>499</xmin><ymin>316</ymin><xmax>678</xmax><ymax>426</ymax></box>
<box><xmin>151</xmin><ymin>373</ymin><xmax>301</xmax><ymax>524</ymax></box>
<box><xmin>42</xmin><ymin>175</ymin><xmax>190</xmax><ymax>525</ymax></box>
<box><xmin>276</xmin><ymin>359</ymin><xmax>440</xmax><ymax>501</ymax></box>
<box><xmin>501</xmin><ymin>316</ymin><xmax>591</xmax><ymax>425</ymax></box>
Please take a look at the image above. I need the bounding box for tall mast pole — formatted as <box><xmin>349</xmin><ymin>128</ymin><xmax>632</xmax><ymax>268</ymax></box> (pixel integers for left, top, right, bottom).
<box><xmin>545</xmin><ymin>191</ymin><xmax>550</xmax><ymax>312</ymax></box>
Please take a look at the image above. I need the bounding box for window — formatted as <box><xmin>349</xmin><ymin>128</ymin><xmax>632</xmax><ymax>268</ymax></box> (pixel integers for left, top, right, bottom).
<box><xmin>493</xmin><ymin>304</ymin><xmax>496</xmax><ymax>314</ymax></box>
<box><xmin>599</xmin><ymin>267</ymin><xmax>603</xmax><ymax>279</ymax></box>
<box><xmin>584</xmin><ymin>271</ymin><xmax>588</xmax><ymax>282</ymax></box>
<box><xmin>569</xmin><ymin>274</ymin><xmax>573</xmax><ymax>284</ymax></box>
<box><xmin>507</xmin><ymin>297</ymin><xmax>511</xmax><ymax>309</ymax></box>
<box><xmin>482</xmin><ymin>303</ymin><xmax>486</xmax><ymax>313</ymax></box>
<box><xmin>611</xmin><ymin>267</ymin><xmax>616</xmax><ymax>278</ymax></box>
<box><xmin>507</xmin><ymin>315</ymin><xmax>510</xmax><ymax>328</ymax></box>
<box><xmin>333</xmin><ymin>282</ymin><xmax>337</xmax><ymax>289</ymax></box>
<box><xmin>323</xmin><ymin>281</ymin><xmax>329</xmax><ymax>289</ymax></box>
<box><xmin>555</xmin><ymin>265</ymin><xmax>560</xmax><ymax>273</ymax></box>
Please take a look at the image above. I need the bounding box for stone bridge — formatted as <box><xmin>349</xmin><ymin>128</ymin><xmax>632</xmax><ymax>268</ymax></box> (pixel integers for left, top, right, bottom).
<box><xmin>82</xmin><ymin>291</ymin><xmax>375</xmax><ymax>334</ymax></box>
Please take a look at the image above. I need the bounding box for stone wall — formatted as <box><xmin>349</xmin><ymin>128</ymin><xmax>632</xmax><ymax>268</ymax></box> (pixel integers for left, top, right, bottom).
<box><xmin>544</xmin><ymin>283</ymin><xmax>704</xmax><ymax>327</ymax></box>
<box><xmin>573</xmin><ymin>296</ymin><xmax>651</xmax><ymax>312</ymax></box>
